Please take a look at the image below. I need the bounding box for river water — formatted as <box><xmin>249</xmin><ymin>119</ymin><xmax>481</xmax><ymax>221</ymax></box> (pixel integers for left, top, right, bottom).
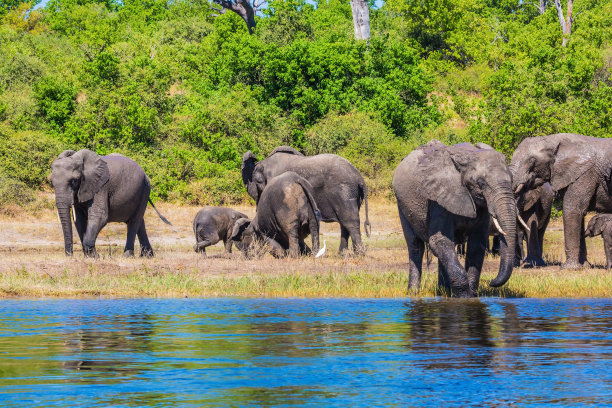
<box><xmin>1</xmin><ymin>298</ymin><xmax>611</xmax><ymax>406</ymax></box>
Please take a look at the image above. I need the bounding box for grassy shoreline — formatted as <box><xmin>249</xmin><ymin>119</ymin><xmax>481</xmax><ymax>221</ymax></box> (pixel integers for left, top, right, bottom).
<box><xmin>2</xmin><ymin>262</ymin><xmax>612</xmax><ymax>299</ymax></box>
<box><xmin>1</xmin><ymin>200</ymin><xmax>611</xmax><ymax>299</ymax></box>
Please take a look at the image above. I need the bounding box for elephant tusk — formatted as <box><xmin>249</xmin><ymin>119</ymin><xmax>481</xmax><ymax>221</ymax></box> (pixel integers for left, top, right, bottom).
<box><xmin>492</xmin><ymin>217</ymin><xmax>507</xmax><ymax>236</ymax></box>
<box><xmin>514</xmin><ymin>183</ymin><xmax>524</xmax><ymax>194</ymax></box>
<box><xmin>71</xmin><ymin>206</ymin><xmax>76</xmax><ymax>223</ymax></box>
<box><xmin>517</xmin><ymin>214</ymin><xmax>530</xmax><ymax>233</ymax></box>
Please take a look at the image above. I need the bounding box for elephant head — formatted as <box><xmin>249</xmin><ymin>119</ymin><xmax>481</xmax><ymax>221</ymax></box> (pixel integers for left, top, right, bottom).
<box><xmin>418</xmin><ymin>142</ymin><xmax>517</xmax><ymax>287</ymax></box>
<box><xmin>241</xmin><ymin>146</ymin><xmax>304</xmax><ymax>204</ymax></box>
<box><xmin>241</xmin><ymin>152</ymin><xmax>264</xmax><ymax>203</ymax></box>
<box><xmin>510</xmin><ymin>133</ymin><xmax>596</xmax><ymax>196</ymax></box>
<box><xmin>50</xmin><ymin>149</ymin><xmax>110</xmax><ymax>255</ymax></box>
<box><xmin>230</xmin><ymin>217</ymin><xmax>255</xmax><ymax>255</ymax></box>
<box><xmin>585</xmin><ymin>214</ymin><xmax>611</xmax><ymax>238</ymax></box>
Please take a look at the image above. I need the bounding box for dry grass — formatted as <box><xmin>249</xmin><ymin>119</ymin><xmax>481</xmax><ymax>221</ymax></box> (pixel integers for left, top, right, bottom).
<box><xmin>1</xmin><ymin>198</ymin><xmax>611</xmax><ymax>298</ymax></box>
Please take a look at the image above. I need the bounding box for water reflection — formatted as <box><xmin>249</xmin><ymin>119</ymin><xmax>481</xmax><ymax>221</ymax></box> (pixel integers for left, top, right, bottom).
<box><xmin>1</xmin><ymin>299</ymin><xmax>612</xmax><ymax>407</ymax></box>
<box><xmin>405</xmin><ymin>299</ymin><xmax>496</xmax><ymax>370</ymax></box>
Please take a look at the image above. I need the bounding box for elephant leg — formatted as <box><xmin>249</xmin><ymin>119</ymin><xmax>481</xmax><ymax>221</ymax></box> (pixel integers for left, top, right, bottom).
<box><xmin>428</xmin><ymin>206</ymin><xmax>472</xmax><ymax>298</ymax></box>
<box><xmin>299</xmin><ymin>240</ymin><xmax>311</xmax><ymax>255</ymax></box>
<box><xmin>194</xmin><ymin>241</ymin><xmax>207</xmax><ymax>255</ymax></box>
<box><xmin>265</xmin><ymin>237</ymin><xmax>286</xmax><ymax>258</ymax></box>
<box><xmin>223</xmin><ymin>238</ymin><xmax>233</xmax><ymax>254</ymax></box>
<box><xmin>491</xmin><ymin>235</ymin><xmax>500</xmax><ymax>256</ymax></box>
<box><xmin>123</xmin><ymin>219</ymin><xmax>141</xmax><ymax>257</ymax></box>
<box><xmin>603</xmin><ymin>228</ymin><xmax>612</xmax><ymax>270</ymax></box>
<box><xmin>137</xmin><ymin>221</ymin><xmax>154</xmax><ymax>258</ymax></box>
<box><xmin>525</xmin><ymin>213</ymin><xmax>545</xmax><ymax>267</ymax></box>
<box><xmin>437</xmin><ymin>262</ymin><xmax>452</xmax><ymax>296</ymax></box>
<box><xmin>515</xmin><ymin>228</ymin><xmax>525</xmax><ymax>267</ymax></box>
<box><xmin>398</xmin><ymin>209</ymin><xmax>424</xmax><ymax>293</ymax></box>
<box><xmin>339</xmin><ymin>225</ymin><xmax>350</xmax><ymax>254</ymax></box>
<box><xmin>82</xmin><ymin>200</ymin><xmax>108</xmax><ymax>258</ymax></box>
<box><xmin>465</xmin><ymin>221</ymin><xmax>488</xmax><ymax>295</ymax></box>
<box><xmin>288</xmin><ymin>231</ymin><xmax>300</xmax><ymax>258</ymax></box>
<box><xmin>347</xmin><ymin>224</ymin><xmax>364</xmax><ymax>255</ymax></box>
<box><xmin>561</xmin><ymin>181</ymin><xmax>595</xmax><ymax>269</ymax></box>
<box><xmin>74</xmin><ymin>208</ymin><xmax>87</xmax><ymax>245</ymax></box>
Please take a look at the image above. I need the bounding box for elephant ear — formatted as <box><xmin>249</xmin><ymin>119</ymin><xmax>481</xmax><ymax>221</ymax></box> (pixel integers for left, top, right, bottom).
<box><xmin>550</xmin><ymin>137</ymin><xmax>595</xmax><ymax>192</ymax></box>
<box><xmin>242</xmin><ymin>151</ymin><xmax>262</xmax><ymax>201</ymax></box>
<box><xmin>74</xmin><ymin>149</ymin><xmax>110</xmax><ymax>203</ymax></box>
<box><xmin>230</xmin><ymin>218</ymin><xmax>251</xmax><ymax>241</ymax></box>
<box><xmin>269</xmin><ymin>146</ymin><xmax>304</xmax><ymax>156</ymax></box>
<box><xmin>242</xmin><ymin>151</ymin><xmax>257</xmax><ymax>185</ymax></box>
<box><xmin>58</xmin><ymin>150</ymin><xmax>77</xmax><ymax>159</ymax></box>
<box><xmin>417</xmin><ymin>144</ymin><xmax>477</xmax><ymax>218</ymax></box>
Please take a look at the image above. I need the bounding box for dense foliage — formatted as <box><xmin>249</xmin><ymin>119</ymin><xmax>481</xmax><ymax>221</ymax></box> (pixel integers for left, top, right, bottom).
<box><xmin>0</xmin><ymin>0</ymin><xmax>609</xmax><ymax>206</ymax></box>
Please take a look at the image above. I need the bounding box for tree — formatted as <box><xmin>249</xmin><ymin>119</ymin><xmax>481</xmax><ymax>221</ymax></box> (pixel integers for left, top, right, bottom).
<box><xmin>554</xmin><ymin>0</ymin><xmax>574</xmax><ymax>47</ymax></box>
<box><xmin>211</xmin><ymin>0</ymin><xmax>266</xmax><ymax>34</ymax></box>
<box><xmin>350</xmin><ymin>0</ymin><xmax>370</xmax><ymax>40</ymax></box>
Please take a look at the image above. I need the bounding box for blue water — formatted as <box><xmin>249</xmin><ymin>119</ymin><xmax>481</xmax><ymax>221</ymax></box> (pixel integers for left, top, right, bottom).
<box><xmin>1</xmin><ymin>298</ymin><xmax>611</xmax><ymax>407</ymax></box>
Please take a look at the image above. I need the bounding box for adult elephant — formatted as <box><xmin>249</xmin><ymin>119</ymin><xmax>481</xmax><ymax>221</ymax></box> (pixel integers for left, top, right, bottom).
<box><xmin>241</xmin><ymin>146</ymin><xmax>370</xmax><ymax>253</ymax></box>
<box><xmin>510</xmin><ymin>133</ymin><xmax>612</xmax><ymax>269</ymax></box>
<box><xmin>50</xmin><ymin>149</ymin><xmax>170</xmax><ymax>257</ymax></box>
<box><xmin>394</xmin><ymin>141</ymin><xmax>517</xmax><ymax>298</ymax></box>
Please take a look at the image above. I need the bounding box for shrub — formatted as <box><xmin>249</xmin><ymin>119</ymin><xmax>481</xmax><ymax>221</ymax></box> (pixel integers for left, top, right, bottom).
<box><xmin>0</xmin><ymin>126</ymin><xmax>63</xmax><ymax>188</ymax></box>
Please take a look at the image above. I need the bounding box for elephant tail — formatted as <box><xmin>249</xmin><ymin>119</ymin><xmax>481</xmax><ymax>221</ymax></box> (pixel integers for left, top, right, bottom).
<box><xmin>295</xmin><ymin>178</ymin><xmax>322</xmax><ymax>223</ymax></box>
<box><xmin>148</xmin><ymin>198</ymin><xmax>172</xmax><ymax>225</ymax></box>
<box><xmin>361</xmin><ymin>182</ymin><xmax>371</xmax><ymax>238</ymax></box>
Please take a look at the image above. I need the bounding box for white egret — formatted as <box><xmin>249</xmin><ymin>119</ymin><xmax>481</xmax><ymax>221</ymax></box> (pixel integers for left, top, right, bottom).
<box><xmin>315</xmin><ymin>240</ymin><xmax>326</xmax><ymax>258</ymax></box>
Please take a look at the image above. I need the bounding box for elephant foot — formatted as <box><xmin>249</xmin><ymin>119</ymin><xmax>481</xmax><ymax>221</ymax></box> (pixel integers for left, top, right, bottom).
<box><xmin>123</xmin><ymin>250</ymin><xmax>135</xmax><ymax>258</ymax></box>
<box><xmin>561</xmin><ymin>260</ymin><xmax>590</xmax><ymax>269</ymax></box>
<box><xmin>451</xmin><ymin>287</ymin><xmax>477</xmax><ymax>298</ymax></box>
<box><xmin>522</xmin><ymin>257</ymin><xmax>546</xmax><ymax>268</ymax></box>
<box><xmin>83</xmin><ymin>246</ymin><xmax>98</xmax><ymax>258</ymax></box>
<box><xmin>140</xmin><ymin>248</ymin><xmax>154</xmax><ymax>258</ymax></box>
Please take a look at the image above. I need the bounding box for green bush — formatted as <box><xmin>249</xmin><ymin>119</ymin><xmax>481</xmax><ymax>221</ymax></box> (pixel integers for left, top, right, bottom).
<box><xmin>304</xmin><ymin>111</ymin><xmax>415</xmax><ymax>195</ymax></box>
<box><xmin>0</xmin><ymin>125</ymin><xmax>62</xmax><ymax>187</ymax></box>
<box><xmin>0</xmin><ymin>174</ymin><xmax>36</xmax><ymax>213</ymax></box>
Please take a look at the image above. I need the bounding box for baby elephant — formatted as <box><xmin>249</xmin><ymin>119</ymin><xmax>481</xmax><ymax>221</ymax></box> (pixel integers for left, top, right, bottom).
<box><xmin>231</xmin><ymin>171</ymin><xmax>321</xmax><ymax>257</ymax></box>
<box><xmin>193</xmin><ymin>207</ymin><xmax>249</xmax><ymax>255</ymax></box>
<box><xmin>586</xmin><ymin>214</ymin><xmax>612</xmax><ymax>269</ymax></box>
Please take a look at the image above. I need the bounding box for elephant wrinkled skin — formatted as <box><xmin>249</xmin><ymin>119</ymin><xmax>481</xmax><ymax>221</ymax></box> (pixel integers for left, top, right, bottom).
<box><xmin>231</xmin><ymin>171</ymin><xmax>321</xmax><ymax>258</ymax></box>
<box><xmin>241</xmin><ymin>146</ymin><xmax>370</xmax><ymax>254</ymax></box>
<box><xmin>50</xmin><ymin>149</ymin><xmax>170</xmax><ymax>257</ymax></box>
<box><xmin>394</xmin><ymin>140</ymin><xmax>517</xmax><ymax>298</ymax></box>
<box><xmin>511</xmin><ymin>133</ymin><xmax>612</xmax><ymax>269</ymax></box>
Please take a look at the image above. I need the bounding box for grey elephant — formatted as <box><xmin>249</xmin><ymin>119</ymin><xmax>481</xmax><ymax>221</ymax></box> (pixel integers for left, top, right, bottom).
<box><xmin>241</xmin><ymin>146</ymin><xmax>369</xmax><ymax>254</ymax></box>
<box><xmin>585</xmin><ymin>214</ymin><xmax>612</xmax><ymax>270</ymax></box>
<box><xmin>193</xmin><ymin>207</ymin><xmax>249</xmax><ymax>254</ymax></box>
<box><xmin>510</xmin><ymin>133</ymin><xmax>612</xmax><ymax>269</ymax></box>
<box><xmin>231</xmin><ymin>171</ymin><xmax>321</xmax><ymax>258</ymax></box>
<box><xmin>50</xmin><ymin>149</ymin><xmax>170</xmax><ymax>257</ymax></box>
<box><xmin>394</xmin><ymin>141</ymin><xmax>517</xmax><ymax>298</ymax></box>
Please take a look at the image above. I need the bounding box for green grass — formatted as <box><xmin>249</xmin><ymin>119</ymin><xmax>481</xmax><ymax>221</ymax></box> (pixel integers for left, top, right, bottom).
<box><xmin>2</xmin><ymin>264</ymin><xmax>612</xmax><ymax>298</ymax></box>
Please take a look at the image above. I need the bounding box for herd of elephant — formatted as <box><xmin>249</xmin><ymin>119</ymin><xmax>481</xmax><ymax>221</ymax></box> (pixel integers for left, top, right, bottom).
<box><xmin>49</xmin><ymin>133</ymin><xmax>612</xmax><ymax>298</ymax></box>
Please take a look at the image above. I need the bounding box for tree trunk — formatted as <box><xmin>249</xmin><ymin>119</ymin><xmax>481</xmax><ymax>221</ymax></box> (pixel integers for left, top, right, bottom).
<box><xmin>539</xmin><ymin>0</ymin><xmax>547</xmax><ymax>15</ymax></box>
<box><xmin>350</xmin><ymin>0</ymin><xmax>370</xmax><ymax>41</ymax></box>
<box><xmin>554</xmin><ymin>0</ymin><xmax>573</xmax><ymax>47</ymax></box>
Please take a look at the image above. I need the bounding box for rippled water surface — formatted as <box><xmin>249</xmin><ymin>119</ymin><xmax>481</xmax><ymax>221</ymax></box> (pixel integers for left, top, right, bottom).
<box><xmin>1</xmin><ymin>298</ymin><xmax>612</xmax><ymax>407</ymax></box>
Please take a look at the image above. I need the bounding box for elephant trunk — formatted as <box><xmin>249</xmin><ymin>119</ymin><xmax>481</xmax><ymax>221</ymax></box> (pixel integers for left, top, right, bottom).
<box><xmin>487</xmin><ymin>190</ymin><xmax>517</xmax><ymax>287</ymax></box>
<box><xmin>55</xmin><ymin>193</ymin><xmax>74</xmax><ymax>256</ymax></box>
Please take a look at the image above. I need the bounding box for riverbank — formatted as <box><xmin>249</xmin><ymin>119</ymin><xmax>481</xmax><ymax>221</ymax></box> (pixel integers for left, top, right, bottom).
<box><xmin>1</xmin><ymin>198</ymin><xmax>611</xmax><ymax>298</ymax></box>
